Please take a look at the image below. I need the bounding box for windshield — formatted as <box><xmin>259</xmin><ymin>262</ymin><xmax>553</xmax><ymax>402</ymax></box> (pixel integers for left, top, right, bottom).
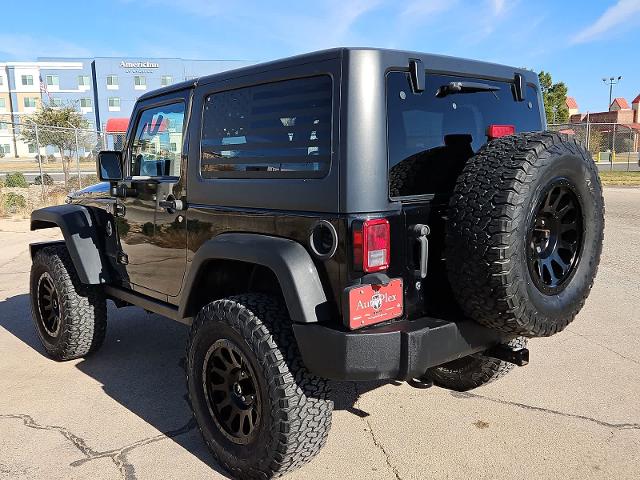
<box><xmin>387</xmin><ymin>72</ymin><xmax>542</xmax><ymax>198</ymax></box>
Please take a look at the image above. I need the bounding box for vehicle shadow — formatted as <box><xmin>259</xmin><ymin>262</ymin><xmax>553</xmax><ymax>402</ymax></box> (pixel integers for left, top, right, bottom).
<box><xmin>0</xmin><ymin>293</ymin><xmax>390</xmax><ymax>474</ymax></box>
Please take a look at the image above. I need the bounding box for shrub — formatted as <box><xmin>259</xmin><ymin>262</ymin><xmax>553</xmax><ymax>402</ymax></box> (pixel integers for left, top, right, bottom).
<box><xmin>142</xmin><ymin>222</ymin><xmax>155</xmax><ymax>236</ymax></box>
<box><xmin>4</xmin><ymin>172</ymin><xmax>28</xmax><ymax>188</ymax></box>
<box><xmin>2</xmin><ymin>192</ymin><xmax>27</xmax><ymax>214</ymax></box>
<box><xmin>34</xmin><ymin>173</ymin><xmax>54</xmax><ymax>185</ymax></box>
<box><xmin>66</xmin><ymin>174</ymin><xmax>99</xmax><ymax>192</ymax></box>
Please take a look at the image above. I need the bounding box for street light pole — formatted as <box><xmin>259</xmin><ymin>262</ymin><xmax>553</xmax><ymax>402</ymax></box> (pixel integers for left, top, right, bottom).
<box><xmin>602</xmin><ymin>76</ymin><xmax>622</xmax><ymax>110</ymax></box>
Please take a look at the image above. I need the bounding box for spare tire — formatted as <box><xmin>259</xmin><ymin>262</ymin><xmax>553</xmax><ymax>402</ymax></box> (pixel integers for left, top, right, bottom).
<box><xmin>446</xmin><ymin>131</ymin><xmax>604</xmax><ymax>337</ymax></box>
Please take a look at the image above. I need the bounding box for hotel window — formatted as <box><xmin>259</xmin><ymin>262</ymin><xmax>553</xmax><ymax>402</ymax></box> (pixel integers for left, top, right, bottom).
<box><xmin>134</xmin><ymin>76</ymin><xmax>146</xmax><ymax>89</ymax></box>
<box><xmin>78</xmin><ymin>75</ymin><xmax>90</xmax><ymax>87</ymax></box>
<box><xmin>0</xmin><ymin>122</ymin><xmax>7</xmax><ymax>131</ymax></box>
<box><xmin>28</xmin><ymin>144</ymin><xmax>37</xmax><ymax>154</ymax></box>
<box><xmin>80</xmin><ymin>98</ymin><xmax>92</xmax><ymax>108</ymax></box>
<box><xmin>161</xmin><ymin>75</ymin><xmax>173</xmax><ymax>86</ymax></box>
<box><xmin>21</xmin><ymin>75</ymin><xmax>34</xmax><ymax>86</ymax></box>
<box><xmin>51</xmin><ymin>98</ymin><xmax>62</xmax><ymax>107</ymax></box>
<box><xmin>0</xmin><ymin>144</ymin><xmax>10</xmax><ymax>154</ymax></box>
<box><xmin>106</xmin><ymin>75</ymin><xmax>119</xmax><ymax>87</ymax></box>
<box><xmin>0</xmin><ymin>98</ymin><xmax>5</xmax><ymax>110</ymax></box>
<box><xmin>24</xmin><ymin>97</ymin><xmax>37</xmax><ymax>108</ymax></box>
<box><xmin>46</xmin><ymin>75</ymin><xmax>59</xmax><ymax>86</ymax></box>
<box><xmin>0</xmin><ymin>76</ymin><xmax>4</xmax><ymax>85</ymax></box>
<box><xmin>108</xmin><ymin>97</ymin><xmax>121</xmax><ymax>111</ymax></box>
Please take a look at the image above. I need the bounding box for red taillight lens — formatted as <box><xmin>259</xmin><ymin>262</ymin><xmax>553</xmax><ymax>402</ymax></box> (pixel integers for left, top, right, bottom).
<box><xmin>353</xmin><ymin>219</ymin><xmax>390</xmax><ymax>273</ymax></box>
<box><xmin>487</xmin><ymin>124</ymin><xmax>515</xmax><ymax>139</ymax></box>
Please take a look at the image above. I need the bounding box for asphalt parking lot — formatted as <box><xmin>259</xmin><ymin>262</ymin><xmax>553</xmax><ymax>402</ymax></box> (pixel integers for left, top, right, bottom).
<box><xmin>1</xmin><ymin>187</ymin><xmax>639</xmax><ymax>480</ymax></box>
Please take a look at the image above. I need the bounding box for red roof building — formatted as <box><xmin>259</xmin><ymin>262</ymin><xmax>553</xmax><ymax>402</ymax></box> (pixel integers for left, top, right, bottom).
<box><xmin>565</xmin><ymin>97</ymin><xmax>578</xmax><ymax>109</ymax></box>
<box><xmin>610</xmin><ymin>97</ymin><xmax>630</xmax><ymax>111</ymax></box>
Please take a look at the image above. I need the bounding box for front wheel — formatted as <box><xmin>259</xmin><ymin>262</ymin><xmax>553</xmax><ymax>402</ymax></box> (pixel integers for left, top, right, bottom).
<box><xmin>187</xmin><ymin>294</ymin><xmax>333</xmax><ymax>479</ymax></box>
<box><xmin>29</xmin><ymin>245</ymin><xmax>107</xmax><ymax>360</ymax></box>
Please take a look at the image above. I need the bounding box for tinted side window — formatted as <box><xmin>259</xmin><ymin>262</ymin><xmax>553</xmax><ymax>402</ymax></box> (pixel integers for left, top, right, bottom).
<box><xmin>387</xmin><ymin>72</ymin><xmax>542</xmax><ymax>197</ymax></box>
<box><xmin>130</xmin><ymin>102</ymin><xmax>185</xmax><ymax>177</ymax></box>
<box><xmin>200</xmin><ymin>76</ymin><xmax>332</xmax><ymax>179</ymax></box>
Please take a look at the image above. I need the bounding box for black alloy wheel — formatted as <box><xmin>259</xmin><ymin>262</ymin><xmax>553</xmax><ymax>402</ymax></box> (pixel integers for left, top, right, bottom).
<box><xmin>527</xmin><ymin>179</ymin><xmax>584</xmax><ymax>295</ymax></box>
<box><xmin>37</xmin><ymin>272</ymin><xmax>61</xmax><ymax>337</ymax></box>
<box><xmin>202</xmin><ymin>338</ymin><xmax>261</xmax><ymax>445</ymax></box>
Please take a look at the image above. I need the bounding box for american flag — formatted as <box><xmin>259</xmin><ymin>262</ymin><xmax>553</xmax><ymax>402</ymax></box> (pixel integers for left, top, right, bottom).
<box><xmin>39</xmin><ymin>75</ymin><xmax>52</xmax><ymax>101</ymax></box>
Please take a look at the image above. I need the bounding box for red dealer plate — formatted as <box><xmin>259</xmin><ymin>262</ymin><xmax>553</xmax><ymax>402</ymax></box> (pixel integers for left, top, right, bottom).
<box><xmin>347</xmin><ymin>278</ymin><xmax>403</xmax><ymax>329</ymax></box>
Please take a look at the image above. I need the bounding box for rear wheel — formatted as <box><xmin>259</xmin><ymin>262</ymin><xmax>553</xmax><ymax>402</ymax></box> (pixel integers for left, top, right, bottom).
<box><xmin>187</xmin><ymin>294</ymin><xmax>333</xmax><ymax>479</ymax></box>
<box><xmin>446</xmin><ymin>132</ymin><xmax>604</xmax><ymax>337</ymax></box>
<box><xmin>30</xmin><ymin>245</ymin><xmax>107</xmax><ymax>360</ymax></box>
<box><xmin>425</xmin><ymin>337</ymin><xmax>527</xmax><ymax>391</ymax></box>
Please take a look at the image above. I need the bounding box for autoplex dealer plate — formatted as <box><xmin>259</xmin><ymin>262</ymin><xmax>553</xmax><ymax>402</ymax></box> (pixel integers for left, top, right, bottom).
<box><xmin>348</xmin><ymin>278</ymin><xmax>403</xmax><ymax>329</ymax></box>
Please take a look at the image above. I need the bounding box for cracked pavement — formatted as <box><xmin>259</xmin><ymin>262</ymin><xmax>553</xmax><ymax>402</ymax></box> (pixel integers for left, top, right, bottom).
<box><xmin>1</xmin><ymin>187</ymin><xmax>639</xmax><ymax>480</ymax></box>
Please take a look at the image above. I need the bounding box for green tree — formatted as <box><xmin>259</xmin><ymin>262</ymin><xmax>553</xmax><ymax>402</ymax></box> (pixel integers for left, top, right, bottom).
<box><xmin>538</xmin><ymin>71</ymin><xmax>569</xmax><ymax>124</ymax></box>
<box><xmin>20</xmin><ymin>105</ymin><xmax>89</xmax><ymax>189</ymax></box>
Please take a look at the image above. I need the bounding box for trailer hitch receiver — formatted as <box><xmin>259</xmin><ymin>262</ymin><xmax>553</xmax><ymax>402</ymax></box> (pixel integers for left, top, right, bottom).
<box><xmin>483</xmin><ymin>344</ymin><xmax>529</xmax><ymax>366</ymax></box>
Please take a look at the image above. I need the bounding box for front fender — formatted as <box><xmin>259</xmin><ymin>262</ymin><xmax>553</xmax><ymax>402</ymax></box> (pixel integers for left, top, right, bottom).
<box><xmin>179</xmin><ymin>233</ymin><xmax>330</xmax><ymax>324</ymax></box>
<box><xmin>30</xmin><ymin>205</ymin><xmax>110</xmax><ymax>284</ymax></box>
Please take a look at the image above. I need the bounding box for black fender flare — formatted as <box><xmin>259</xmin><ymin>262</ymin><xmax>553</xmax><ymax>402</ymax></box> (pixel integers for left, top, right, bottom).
<box><xmin>179</xmin><ymin>233</ymin><xmax>329</xmax><ymax>324</ymax></box>
<box><xmin>30</xmin><ymin>205</ymin><xmax>110</xmax><ymax>285</ymax></box>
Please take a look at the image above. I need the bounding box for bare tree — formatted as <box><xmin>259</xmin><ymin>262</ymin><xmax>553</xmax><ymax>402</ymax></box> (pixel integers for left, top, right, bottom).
<box><xmin>20</xmin><ymin>105</ymin><xmax>88</xmax><ymax>189</ymax></box>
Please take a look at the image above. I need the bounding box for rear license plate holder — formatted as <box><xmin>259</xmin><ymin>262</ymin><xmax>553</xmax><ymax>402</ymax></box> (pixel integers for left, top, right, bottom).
<box><xmin>347</xmin><ymin>278</ymin><xmax>403</xmax><ymax>329</ymax></box>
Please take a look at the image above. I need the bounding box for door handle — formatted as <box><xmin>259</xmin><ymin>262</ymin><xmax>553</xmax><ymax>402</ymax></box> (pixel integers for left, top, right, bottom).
<box><xmin>410</xmin><ymin>224</ymin><xmax>430</xmax><ymax>279</ymax></box>
<box><xmin>158</xmin><ymin>195</ymin><xmax>186</xmax><ymax>213</ymax></box>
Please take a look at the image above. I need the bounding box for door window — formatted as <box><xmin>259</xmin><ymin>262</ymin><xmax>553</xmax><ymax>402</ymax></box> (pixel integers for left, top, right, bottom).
<box><xmin>130</xmin><ymin>102</ymin><xmax>185</xmax><ymax>177</ymax></box>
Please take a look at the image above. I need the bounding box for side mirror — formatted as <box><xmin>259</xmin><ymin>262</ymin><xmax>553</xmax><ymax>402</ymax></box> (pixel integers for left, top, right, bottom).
<box><xmin>97</xmin><ymin>151</ymin><xmax>123</xmax><ymax>181</ymax></box>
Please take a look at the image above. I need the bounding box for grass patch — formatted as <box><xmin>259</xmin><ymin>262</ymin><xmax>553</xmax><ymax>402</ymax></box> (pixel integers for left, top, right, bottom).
<box><xmin>599</xmin><ymin>171</ymin><xmax>640</xmax><ymax>186</ymax></box>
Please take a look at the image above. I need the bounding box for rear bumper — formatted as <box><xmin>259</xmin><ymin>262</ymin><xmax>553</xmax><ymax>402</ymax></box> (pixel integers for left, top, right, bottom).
<box><xmin>292</xmin><ymin>317</ymin><xmax>509</xmax><ymax>381</ymax></box>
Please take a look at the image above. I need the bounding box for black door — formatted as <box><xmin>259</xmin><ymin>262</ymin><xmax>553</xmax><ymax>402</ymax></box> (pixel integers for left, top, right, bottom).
<box><xmin>116</xmin><ymin>97</ymin><xmax>188</xmax><ymax>297</ymax></box>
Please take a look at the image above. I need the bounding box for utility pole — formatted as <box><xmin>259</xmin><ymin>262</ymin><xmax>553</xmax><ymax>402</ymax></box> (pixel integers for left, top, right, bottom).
<box><xmin>602</xmin><ymin>76</ymin><xmax>622</xmax><ymax>110</ymax></box>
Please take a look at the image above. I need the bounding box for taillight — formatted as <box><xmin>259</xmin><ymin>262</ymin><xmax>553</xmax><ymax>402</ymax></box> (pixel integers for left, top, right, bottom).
<box><xmin>487</xmin><ymin>124</ymin><xmax>515</xmax><ymax>139</ymax></box>
<box><xmin>353</xmin><ymin>218</ymin><xmax>390</xmax><ymax>273</ymax></box>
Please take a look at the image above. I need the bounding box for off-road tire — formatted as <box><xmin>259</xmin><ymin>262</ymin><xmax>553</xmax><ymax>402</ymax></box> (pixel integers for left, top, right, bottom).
<box><xmin>446</xmin><ymin>132</ymin><xmax>604</xmax><ymax>337</ymax></box>
<box><xmin>424</xmin><ymin>337</ymin><xmax>527</xmax><ymax>391</ymax></box>
<box><xmin>30</xmin><ymin>245</ymin><xmax>107</xmax><ymax>360</ymax></box>
<box><xmin>187</xmin><ymin>294</ymin><xmax>333</xmax><ymax>479</ymax></box>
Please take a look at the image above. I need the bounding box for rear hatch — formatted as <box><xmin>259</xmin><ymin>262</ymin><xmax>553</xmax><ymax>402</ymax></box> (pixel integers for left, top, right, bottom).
<box><xmin>385</xmin><ymin>70</ymin><xmax>544</xmax><ymax>321</ymax></box>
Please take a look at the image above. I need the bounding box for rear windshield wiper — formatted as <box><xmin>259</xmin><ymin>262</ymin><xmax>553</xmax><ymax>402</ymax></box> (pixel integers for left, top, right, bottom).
<box><xmin>436</xmin><ymin>81</ymin><xmax>500</xmax><ymax>98</ymax></box>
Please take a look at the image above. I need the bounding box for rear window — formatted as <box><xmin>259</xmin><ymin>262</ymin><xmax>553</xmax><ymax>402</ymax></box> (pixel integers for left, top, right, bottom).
<box><xmin>200</xmin><ymin>75</ymin><xmax>332</xmax><ymax>179</ymax></box>
<box><xmin>387</xmin><ymin>72</ymin><xmax>542</xmax><ymax>197</ymax></box>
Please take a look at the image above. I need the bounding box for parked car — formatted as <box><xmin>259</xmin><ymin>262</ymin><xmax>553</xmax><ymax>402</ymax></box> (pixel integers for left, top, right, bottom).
<box><xmin>29</xmin><ymin>48</ymin><xmax>604</xmax><ymax>479</ymax></box>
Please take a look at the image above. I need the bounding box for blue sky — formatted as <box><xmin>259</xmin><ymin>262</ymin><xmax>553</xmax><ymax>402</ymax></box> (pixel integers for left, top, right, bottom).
<box><xmin>1</xmin><ymin>0</ymin><xmax>639</xmax><ymax>113</ymax></box>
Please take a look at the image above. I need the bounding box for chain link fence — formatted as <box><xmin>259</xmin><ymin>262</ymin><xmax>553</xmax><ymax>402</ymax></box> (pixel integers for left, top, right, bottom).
<box><xmin>549</xmin><ymin>122</ymin><xmax>640</xmax><ymax>171</ymax></box>
<box><xmin>0</xmin><ymin>118</ymin><xmax>126</xmax><ymax>198</ymax></box>
<box><xmin>0</xmin><ymin>118</ymin><xmax>126</xmax><ymax>214</ymax></box>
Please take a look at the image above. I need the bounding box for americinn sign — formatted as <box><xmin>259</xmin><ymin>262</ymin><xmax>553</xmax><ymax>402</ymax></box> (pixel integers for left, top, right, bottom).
<box><xmin>120</xmin><ymin>60</ymin><xmax>160</xmax><ymax>73</ymax></box>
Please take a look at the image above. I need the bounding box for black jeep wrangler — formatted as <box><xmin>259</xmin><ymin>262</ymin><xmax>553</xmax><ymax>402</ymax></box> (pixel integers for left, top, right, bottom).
<box><xmin>29</xmin><ymin>48</ymin><xmax>604</xmax><ymax>479</ymax></box>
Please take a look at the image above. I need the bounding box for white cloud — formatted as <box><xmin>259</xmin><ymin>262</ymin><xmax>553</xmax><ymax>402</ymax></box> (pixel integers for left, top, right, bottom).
<box><xmin>0</xmin><ymin>34</ymin><xmax>92</xmax><ymax>60</ymax></box>
<box><xmin>119</xmin><ymin>0</ymin><xmax>382</xmax><ymax>52</ymax></box>
<box><xmin>572</xmin><ymin>0</ymin><xmax>640</xmax><ymax>44</ymax></box>
<box><xmin>491</xmin><ymin>0</ymin><xmax>507</xmax><ymax>15</ymax></box>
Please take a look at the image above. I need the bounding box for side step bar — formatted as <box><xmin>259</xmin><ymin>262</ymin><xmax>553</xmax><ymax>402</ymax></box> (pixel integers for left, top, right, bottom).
<box><xmin>104</xmin><ymin>285</ymin><xmax>192</xmax><ymax>326</ymax></box>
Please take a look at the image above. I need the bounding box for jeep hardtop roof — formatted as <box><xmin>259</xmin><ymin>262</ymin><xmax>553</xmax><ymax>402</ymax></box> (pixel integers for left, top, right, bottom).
<box><xmin>137</xmin><ymin>47</ymin><xmax>539</xmax><ymax>102</ymax></box>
